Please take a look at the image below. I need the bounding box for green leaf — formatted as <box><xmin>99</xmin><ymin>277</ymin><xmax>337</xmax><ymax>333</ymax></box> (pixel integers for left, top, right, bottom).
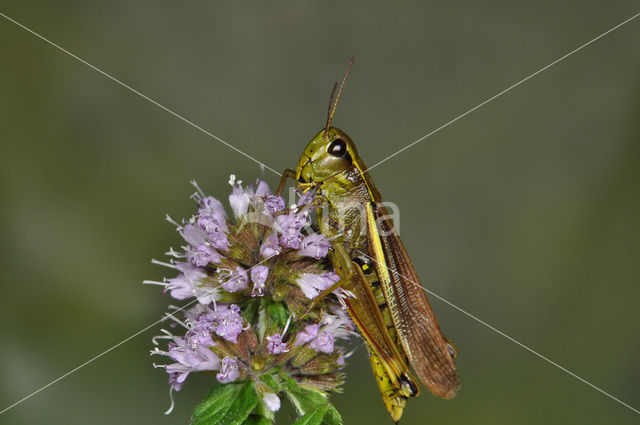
<box><xmin>323</xmin><ymin>405</ymin><xmax>342</xmax><ymax>425</ymax></box>
<box><xmin>217</xmin><ymin>382</ymin><xmax>259</xmax><ymax>425</ymax></box>
<box><xmin>242</xmin><ymin>298</ymin><xmax>260</xmax><ymax>323</ymax></box>
<box><xmin>281</xmin><ymin>375</ymin><xmax>327</xmax><ymax>416</ymax></box>
<box><xmin>242</xmin><ymin>414</ymin><xmax>273</xmax><ymax>425</ymax></box>
<box><xmin>260</xmin><ymin>374</ymin><xmax>280</xmax><ymax>392</ymax></box>
<box><xmin>192</xmin><ymin>382</ymin><xmax>243</xmax><ymax>423</ymax></box>
<box><xmin>191</xmin><ymin>382</ymin><xmax>258</xmax><ymax>425</ymax></box>
<box><xmin>258</xmin><ymin>301</ymin><xmax>268</xmax><ymax>342</ymax></box>
<box><xmin>267</xmin><ymin>301</ymin><xmax>289</xmax><ymax>328</ymax></box>
<box><xmin>292</xmin><ymin>405</ymin><xmax>328</xmax><ymax>425</ymax></box>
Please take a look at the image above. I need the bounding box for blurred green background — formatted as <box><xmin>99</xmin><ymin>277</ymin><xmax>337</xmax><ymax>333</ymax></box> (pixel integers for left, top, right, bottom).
<box><xmin>1</xmin><ymin>2</ymin><xmax>639</xmax><ymax>424</ymax></box>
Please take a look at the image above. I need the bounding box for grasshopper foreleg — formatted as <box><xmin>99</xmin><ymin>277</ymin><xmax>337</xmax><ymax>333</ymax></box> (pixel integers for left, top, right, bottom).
<box><xmin>275</xmin><ymin>169</ymin><xmax>296</xmax><ymax>196</ymax></box>
<box><xmin>300</xmin><ymin>239</ymin><xmax>355</xmax><ymax>317</ymax></box>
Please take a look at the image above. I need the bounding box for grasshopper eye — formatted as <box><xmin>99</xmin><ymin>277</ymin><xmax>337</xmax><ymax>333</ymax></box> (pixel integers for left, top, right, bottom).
<box><xmin>328</xmin><ymin>138</ymin><xmax>347</xmax><ymax>157</ymax></box>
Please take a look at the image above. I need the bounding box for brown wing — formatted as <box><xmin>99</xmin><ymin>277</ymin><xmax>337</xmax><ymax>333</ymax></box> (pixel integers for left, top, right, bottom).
<box><xmin>369</xmin><ymin>203</ymin><xmax>461</xmax><ymax>399</ymax></box>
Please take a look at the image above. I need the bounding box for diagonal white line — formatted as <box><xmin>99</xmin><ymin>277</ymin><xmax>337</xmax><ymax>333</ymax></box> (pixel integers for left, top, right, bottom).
<box><xmin>355</xmin><ymin>249</ymin><xmax>640</xmax><ymax>415</ymax></box>
<box><xmin>0</xmin><ymin>318</ymin><xmax>165</xmax><ymax>415</ymax></box>
<box><xmin>365</xmin><ymin>11</ymin><xmax>640</xmax><ymax>173</ymax></box>
<box><xmin>0</xmin><ymin>11</ymin><xmax>282</xmax><ymax>177</ymax></box>
<box><xmin>0</xmin><ymin>254</ymin><xmax>276</xmax><ymax>415</ymax></box>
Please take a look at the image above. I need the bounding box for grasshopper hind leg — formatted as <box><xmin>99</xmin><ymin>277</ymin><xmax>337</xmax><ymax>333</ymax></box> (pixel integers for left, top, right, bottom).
<box><xmin>367</xmin><ymin>346</ymin><xmax>416</xmax><ymax>423</ymax></box>
<box><xmin>399</xmin><ymin>373</ymin><xmax>419</xmax><ymax>397</ymax></box>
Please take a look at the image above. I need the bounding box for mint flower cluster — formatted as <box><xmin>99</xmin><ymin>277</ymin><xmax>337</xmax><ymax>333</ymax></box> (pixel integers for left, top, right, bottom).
<box><xmin>147</xmin><ymin>177</ymin><xmax>354</xmax><ymax>424</ymax></box>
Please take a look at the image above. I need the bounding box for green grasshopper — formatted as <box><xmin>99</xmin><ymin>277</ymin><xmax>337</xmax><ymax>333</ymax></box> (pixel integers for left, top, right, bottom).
<box><xmin>277</xmin><ymin>60</ymin><xmax>460</xmax><ymax>422</ymax></box>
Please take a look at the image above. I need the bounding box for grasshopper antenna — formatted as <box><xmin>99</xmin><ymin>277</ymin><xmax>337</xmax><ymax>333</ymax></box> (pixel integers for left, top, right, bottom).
<box><xmin>325</xmin><ymin>56</ymin><xmax>354</xmax><ymax>135</ymax></box>
<box><xmin>325</xmin><ymin>82</ymin><xmax>338</xmax><ymax>136</ymax></box>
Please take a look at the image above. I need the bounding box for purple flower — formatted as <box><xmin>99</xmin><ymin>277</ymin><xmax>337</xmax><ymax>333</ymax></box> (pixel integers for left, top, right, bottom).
<box><xmin>293</xmin><ymin>323</ymin><xmax>336</xmax><ymax>353</ymax></box>
<box><xmin>197</xmin><ymin>226</ymin><xmax>228</xmax><ymax>253</ymax></box>
<box><xmin>162</xmin><ymin>337</ymin><xmax>220</xmax><ymax>391</ymax></box>
<box><xmin>250</xmin><ymin>265</ymin><xmax>269</xmax><ymax>297</ymax></box>
<box><xmin>296</xmin><ymin>272</ymin><xmax>340</xmax><ymax>299</ymax></box>
<box><xmin>321</xmin><ymin>306</ymin><xmax>355</xmax><ymax>340</ymax></box>
<box><xmin>197</xmin><ymin>215</ymin><xmax>229</xmax><ymax>251</ymax></box>
<box><xmin>167</xmin><ymin>342</ymin><xmax>219</xmax><ymax>371</ymax></box>
<box><xmin>321</xmin><ymin>272</ymin><xmax>340</xmax><ymax>286</ymax></box>
<box><xmin>168</xmin><ymin>263</ymin><xmax>219</xmax><ymax>304</ymax></box>
<box><xmin>181</xmin><ymin>224</ymin><xmax>206</xmax><ymax>247</ymax></box>
<box><xmin>222</xmin><ymin>267</ymin><xmax>249</xmax><ymax>292</ymax></box>
<box><xmin>187</xmin><ymin>312</ymin><xmax>217</xmax><ymax>347</ymax></box>
<box><xmin>212</xmin><ymin>304</ymin><xmax>243</xmax><ymax>343</ymax></box>
<box><xmin>168</xmin><ymin>371</ymin><xmax>187</xmax><ymax>392</ymax></box>
<box><xmin>200</xmin><ymin>196</ymin><xmax>227</xmax><ymax>221</ymax></box>
<box><xmin>275</xmin><ymin>212</ymin><xmax>307</xmax><ymax>249</ymax></box>
<box><xmin>175</xmin><ymin>262</ymin><xmax>205</xmax><ymax>279</ymax></box>
<box><xmin>210</xmin><ymin>233</ymin><xmax>230</xmax><ymax>251</ymax></box>
<box><xmin>280</xmin><ymin>227</ymin><xmax>303</xmax><ymax>249</ymax></box>
<box><xmin>298</xmin><ymin>234</ymin><xmax>331</xmax><ymax>259</ymax></box>
<box><xmin>196</xmin><ymin>215</ymin><xmax>221</xmax><ymax>235</ymax></box>
<box><xmin>296</xmin><ymin>190</ymin><xmax>314</xmax><ymax>206</ymax></box>
<box><xmin>150</xmin><ymin>177</ymin><xmax>356</xmax><ymax>406</ymax></box>
<box><xmin>266</xmin><ymin>333</ymin><xmax>289</xmax><ymax>354</ymax></box>
<box><xmin>292</xmin><ymin>211</ymin><xmax>309</xmax><ymax>228</ymax></box>
<box><xmin>166</xmin><ymin>263</ymin><xmax>207</xmax><ymax>300</ymax></box>
<box><xmin>309</xmin><ymin>330</ymin><xmax>334</xmax><ymax>354</ymax></box>
<box><xmin>251</xmin><ymin>265</ymin><xmax>269</xmax><ymax>285</ymax></box>
<box><xmin>254</xmin><ymin>180</ymin><xmax>271</xmax><ymax>197</ymax></box>
<box><xmin>229</xmin><ymin>185</ymin><xmax>251</xmax><ymax>219</ymax></box>
<box><xmin>182</xmin><ymin>304</ymin><xmax>210</xmax><ymax>322</ymax></box>
<box><xmin>216</xmin><ymin>357</ymin><xmax>240</xmax><ymax>383</ymax></box>
<box><xmin>260</xmin><ymin>232</ymin><xmax>280</xmax><ymax>259</ymax></box>
<box><xmin>188</xmin><ymin>243</ymin><xmax>222</xmax><ymax>267</ymax></box>
<box><xmin>295</xmin><ymin>324</ymin><xmax>319</xmax><ymax>346</ymax></box>
<box><xmin>264</xmin><ymin>195</ymin><xmax>285</xmax><ymax>215</ymax></box>
<box><xmin>166</xmin><ymin>275</ymin><xmax>195</xmax><ymax>300</ymax></box>
<box><xmin>196</xmin><ymin>196</ymin><xmax>229</xmax><ymax>251</ymax></box>
<box><xmin>262</xmin><ymin>392</ymin><xmax>281</xmax><ymax>412</ymax></box>
<box><xmin>195</xmin><ymin>286</ymin><xmax>219</xmax><ymax>305</ymax></box>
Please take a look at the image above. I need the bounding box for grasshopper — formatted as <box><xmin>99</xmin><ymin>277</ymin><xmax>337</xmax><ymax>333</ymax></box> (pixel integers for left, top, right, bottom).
<box><xmin>277</xmin><ymin>60</ymin><xmax>460</xmax><ymax>422</ymax></box>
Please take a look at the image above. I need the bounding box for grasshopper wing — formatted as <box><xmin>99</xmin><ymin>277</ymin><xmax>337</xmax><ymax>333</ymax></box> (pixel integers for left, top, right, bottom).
<box><xmin>367</xmin><ymin>203</ymin><xmax>461</xmax><ymax>399</ymax></box>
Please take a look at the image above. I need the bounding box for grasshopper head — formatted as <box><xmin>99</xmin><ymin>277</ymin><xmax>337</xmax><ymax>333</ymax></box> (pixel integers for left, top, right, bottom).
<box><xmin>295</xmin><ymin>127</ymin><xmax>359</xmax><ymax>189</ymax></box>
